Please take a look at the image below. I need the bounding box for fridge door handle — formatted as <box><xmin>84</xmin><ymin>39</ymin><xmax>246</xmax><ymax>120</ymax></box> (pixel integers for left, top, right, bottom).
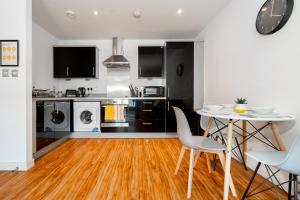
<box><xmin>66</xmin><ymin>67</ymin><xmax>69</xmax><ymax>76</ymax></box>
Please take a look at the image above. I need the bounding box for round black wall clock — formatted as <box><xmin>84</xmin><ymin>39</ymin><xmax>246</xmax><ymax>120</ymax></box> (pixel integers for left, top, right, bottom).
<box><xmin>256</xmin><ymin>0</ymin><xmax>294</xmax><ymax>35</ymax></box>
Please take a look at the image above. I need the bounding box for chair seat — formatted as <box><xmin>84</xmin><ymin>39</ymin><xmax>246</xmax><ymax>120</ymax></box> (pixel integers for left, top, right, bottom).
<box><xmin>246</xmin><ymin>151</ymin><xmax>288</xmax><ymax>166</ymax></box>
<box><xmin>190</xmin><ymin>136</ymin><xmax>226</xmax><ymax>151</ymax></box>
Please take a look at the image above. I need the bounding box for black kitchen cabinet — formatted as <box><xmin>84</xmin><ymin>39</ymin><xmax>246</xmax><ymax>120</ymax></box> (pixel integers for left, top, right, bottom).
<box><xmin>100</xmin><ymin>100</ymin><xmax>166</xmax><ymax>133</ymax></box>
<box><xmin>53</xmin><ymin>47</ymin><xmax>98</xmax><ymax>78</ymax></box>
<box><xmin>138</xmin><ymin>46</ymin><xmax>164</xmax><ymax>78</ymax></box>
<box><xmin>133</xmin><ymin>100</ymin><xmax>166</xmax><ymax>132</ymax></box>
<box><xmin>166</xmin><ymin>42</ymin><xmax>195</xmax><ymax>133</ymax></box>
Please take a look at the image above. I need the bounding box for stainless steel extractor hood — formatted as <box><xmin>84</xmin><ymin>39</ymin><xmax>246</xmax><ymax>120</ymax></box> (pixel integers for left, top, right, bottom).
<box><xmin>103</xmin><ymin>37</ymin><xmax>130</xmax><ymax>68</ymax></box>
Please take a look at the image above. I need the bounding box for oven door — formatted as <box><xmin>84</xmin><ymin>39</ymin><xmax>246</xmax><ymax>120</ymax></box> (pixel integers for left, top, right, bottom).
<box><xmin>101</xmin><ymin>99</ymin><xmax>129</xmax><ymax>128</ymax></box>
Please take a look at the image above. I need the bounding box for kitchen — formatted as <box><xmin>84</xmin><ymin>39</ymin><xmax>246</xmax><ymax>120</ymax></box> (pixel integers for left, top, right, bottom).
<box><xmin>32</xmin><ymin>33</ymin><xmax>204</xmax><ymax>158</ymax></box>
<box><xmin>0</xmin><ymin>0</ymin><xmax>300</xmax><ymax>199</ymax></box>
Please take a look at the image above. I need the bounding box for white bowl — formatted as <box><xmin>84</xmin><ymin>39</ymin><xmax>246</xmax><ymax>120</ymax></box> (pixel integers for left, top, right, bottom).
<box><xmin>222</xmin><ymin>104</ymin><xmax>234</xmax><ymax>109</ymax></box>
<box><xmin>249</xmin><ymin>107</ymin><xmax>275</xmax><ymax>115</ymax></box>
<box><xmin>204</xmin><ymin>105</ymin><xmax>223</xmax><ymax>112</ymax></box>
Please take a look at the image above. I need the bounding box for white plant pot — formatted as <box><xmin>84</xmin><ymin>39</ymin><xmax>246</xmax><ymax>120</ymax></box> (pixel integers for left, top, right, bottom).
<box><xmin>235</xmin><ymin>104</ymin><xmax>247</xmax><ymax>113</ymax></box>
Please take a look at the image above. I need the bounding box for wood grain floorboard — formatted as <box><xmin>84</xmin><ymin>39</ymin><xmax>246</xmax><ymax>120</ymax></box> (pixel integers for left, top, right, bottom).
<box><xmin>0</xmin><ymin>139</ymin><xmax>287</xmax><ymax>200</ymax></box>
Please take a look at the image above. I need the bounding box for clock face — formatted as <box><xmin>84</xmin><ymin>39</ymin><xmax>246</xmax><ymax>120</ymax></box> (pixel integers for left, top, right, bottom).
<box><xmin>256</xmin><ymin>0</ymin><xmax>294</xmax><ymax>35</ymax></box>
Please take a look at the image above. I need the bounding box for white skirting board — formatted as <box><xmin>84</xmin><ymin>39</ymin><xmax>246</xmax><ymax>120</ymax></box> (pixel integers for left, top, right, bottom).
<box><xmin>0</xmin><ymin>160</ymin><xmax>34</xmax><ymax>171</ymax></box>
<box><xmin>70</xmin><ymin>132</ymin><xmax>178</xmax><ymax>139</ymax></box>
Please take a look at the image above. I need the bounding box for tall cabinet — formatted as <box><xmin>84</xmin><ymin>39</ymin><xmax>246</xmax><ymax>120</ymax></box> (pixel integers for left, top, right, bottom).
<box><xmin>166</xmin><ymin>42</ymin><xmax>204</xmax><ymax>135</ymax></box>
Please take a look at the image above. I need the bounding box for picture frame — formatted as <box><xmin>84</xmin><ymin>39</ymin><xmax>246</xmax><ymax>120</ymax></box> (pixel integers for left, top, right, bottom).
<box><xmin>0</xmin><ymin>40</ymin><xmax>19</xmax><ymax>66</ymax></box>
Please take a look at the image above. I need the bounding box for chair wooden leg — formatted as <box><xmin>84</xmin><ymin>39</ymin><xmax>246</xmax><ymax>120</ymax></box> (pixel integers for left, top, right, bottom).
<box><xmin>218</xmin><ymin>152</ymin><xmax>237</xmax><ymax>197</ymax></box>
<box><xmin>242</xmin><ymin>162</ymin><xmax>261</xmax><ymax>200</ymax></box>
<box><xmin>187</xmin><ymin>149</ymin><xmax>195</xmax><ymax>199</ymax></box>
<box><xmin>270</xmin><ymin>123</ymin><xmax>287</xmax><ymax>151</ymax></box>
<box><xmin>223</xmin><ymin>120</ymin><xmax>234</xmax><ymax>200</ymax></box>
<box><xmin>174</xmin><ymin>146</ymin><xmax>186</xmax><ymax>175</ymax></box>
<box><xmin>205</xmin><ymin>153</ymin><xmax>212</xmax><ymax>173</ymax></box>
<box><xmin>193</xmin><ymin>151</ymin><xmax>200</xmax><ymax>168</ymax></box>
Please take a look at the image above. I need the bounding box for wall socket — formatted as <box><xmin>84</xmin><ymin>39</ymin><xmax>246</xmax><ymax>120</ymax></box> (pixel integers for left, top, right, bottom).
<box><xmin>2</xmin><ymin>69</ymin><xmax>9</xmax><ymax>77</ymax></box>
<box><xmin>11</xmin><ymin>69</ymin><xmax>18</xmax><ymax>77</ymax></box>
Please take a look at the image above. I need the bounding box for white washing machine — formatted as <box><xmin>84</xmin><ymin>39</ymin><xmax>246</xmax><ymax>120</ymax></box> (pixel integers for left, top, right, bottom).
<box><xmin>74</xmin><ymin>101</ymin><xmax>101</xmax><ymax>132</ymax></box>
<box><xmin>44</xmin><ymin>101</ymin><xmax>71</xmax><ymax>132</ymax></box>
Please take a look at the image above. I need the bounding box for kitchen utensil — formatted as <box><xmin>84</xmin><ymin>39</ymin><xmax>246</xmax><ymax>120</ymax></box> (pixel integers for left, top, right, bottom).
<box><xmin>78</xmin><ymin>87</ymin><xmax>86</xmax><ymax>97</ymax></box>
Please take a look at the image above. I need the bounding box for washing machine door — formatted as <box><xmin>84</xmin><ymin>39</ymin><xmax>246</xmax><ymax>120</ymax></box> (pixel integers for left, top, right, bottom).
<box><xmin>44</xmin><ymin>102</ymin><xmax>70</xmax><ymax>132</ymax></box>
<box><xmin>51</xmin><ymin>110</ymin><xmax>65</xmax><ymax>124</ymax></box>
<box><xmin>80</xmin><ymin>110</ymin><xmax>94</xmax><ymax>124</ymax></box>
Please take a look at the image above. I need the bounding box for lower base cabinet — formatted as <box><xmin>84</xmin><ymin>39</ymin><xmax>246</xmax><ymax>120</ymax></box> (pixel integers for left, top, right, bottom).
<box><xmin>101</xmin><ymin>99</ymin><xmax>166</xmax><ymax>133</ymax></box>
<box><xmin>130</xmin><ymin>100</ymin><xmax>166</xmax><ymax>133</ymax></box>
<box><xmin>134</xmin><ymin>119</ymin><xmax>165</xmax><ymax>132</ymax></box>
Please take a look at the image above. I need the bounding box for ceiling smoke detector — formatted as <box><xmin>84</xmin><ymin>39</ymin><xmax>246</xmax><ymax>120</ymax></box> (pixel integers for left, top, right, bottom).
<box><xmin>65</xmin><ymin>10</ymin><xmax>76</xmax><ymax>19</ymax></box>
<box><xmin>93</xmin><ymin>10</ymin><xmax>99</xmax><ymax>16</ymax></box>
<box><xmin>133</xmin><ymin>10</ymin><xmax>142</xmax><ymax>19</ymax></box>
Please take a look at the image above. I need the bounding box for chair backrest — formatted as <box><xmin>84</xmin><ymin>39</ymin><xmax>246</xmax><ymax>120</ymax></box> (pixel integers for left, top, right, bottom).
<box><xmin>172</xmin><ymin>107</ymin><xmax>194</xmax><ymax>147</ymax></box>
<box><xmin>200</xmin><ymin>115</ymin><xmax>224</xmax><ymax>135</ymax></box>
<box><xmin>278</xmin><ymin>136</ymin><xmax>300</xmax><ymax>176</ymax></box>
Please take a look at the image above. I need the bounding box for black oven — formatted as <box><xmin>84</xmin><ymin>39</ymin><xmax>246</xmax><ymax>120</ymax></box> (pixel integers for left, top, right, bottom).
<box><xmin>101</xmin><ymin>99</ymin><xmax>129</xmax><ymax>128</ymax></box>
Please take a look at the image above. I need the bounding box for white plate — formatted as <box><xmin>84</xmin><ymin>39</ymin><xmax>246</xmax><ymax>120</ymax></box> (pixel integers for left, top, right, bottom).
<box><xmin>203</xmin><ymin>105</ymin><xmax>223</xmax><ymax>112</ymax></box>
<box><xmin>202</xmin><ymin>109</ymin><xmax>231</xmax><ymax>115</ymax></box>
<box><xmin>248</xmin><ymin>107</ymin><xmax>275</xmax><ymax>115</ymax></box>
<box><xmin>246</xmin><ymin>113</ymin><xmax>281</xmax><ymax>118</ymax></box>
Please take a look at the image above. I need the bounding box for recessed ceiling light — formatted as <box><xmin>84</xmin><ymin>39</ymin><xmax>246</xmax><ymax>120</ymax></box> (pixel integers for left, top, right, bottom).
<box><xmin>93</xmin><ymin>10</ymin><xmax>99</xmax><ymax>16</ymax></box>
<box><xmin>133</xmin><ymin>10</ymin><xmax>142</xmax><ymax>19</ymax></box>
<box><xmin>177</xmin><ymin>9</ymin><xmax>183</xmax><ymax>15</ymax></box>
<box><xmin>65</xmin><ymin>10</ymin><xmax>76</xmax><ymax>19</ymax></box>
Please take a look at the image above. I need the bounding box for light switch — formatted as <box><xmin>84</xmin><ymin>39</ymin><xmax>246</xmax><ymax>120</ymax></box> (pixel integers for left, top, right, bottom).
<box><xmin>2</xmin><ymin>69</ymin><xmax>9</xmax><ymax>77</ymax></box>
<box><xmin>11</xmin><ymin>69</ymin><xmax>18</xmax><ymax>77</ymax></box>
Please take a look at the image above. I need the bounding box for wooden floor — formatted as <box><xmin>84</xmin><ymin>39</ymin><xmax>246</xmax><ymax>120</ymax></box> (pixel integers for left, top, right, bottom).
<box><xmin>0</xmin><ymin>139</ymin><xmax>286</xmax><ymax>200</ymax></box>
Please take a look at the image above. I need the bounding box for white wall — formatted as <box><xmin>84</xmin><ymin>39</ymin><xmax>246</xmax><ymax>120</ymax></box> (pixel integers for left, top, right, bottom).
<box><xmin>0</xmin><ymin>0</ymin><xmax>33</xmax><ymax>170</ymax></box>
<box><xmin>198</xmin><ymin>0</ymin><xmax>300</xmax><ymax>182</ymax></box>
<box><xmin>32</xmin><ymin>22</ymin><xmax>58</xmax><ymax>89</ymax></box>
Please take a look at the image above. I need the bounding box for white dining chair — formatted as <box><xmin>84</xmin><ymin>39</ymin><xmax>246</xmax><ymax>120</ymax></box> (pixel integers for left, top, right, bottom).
<box><xmin>173</xmin><ymin>107</ymin><xmax>237</xmax><ymax>199</ymax></box>
<box><xmin>199</xmin><ymin>115</ymin><xmax>248</xmax><ymax>170</ymax></box>
<box><xmin>242</xmin><ymin>136</ymin><xmax>300</xmax><ymax>200</ymax></box>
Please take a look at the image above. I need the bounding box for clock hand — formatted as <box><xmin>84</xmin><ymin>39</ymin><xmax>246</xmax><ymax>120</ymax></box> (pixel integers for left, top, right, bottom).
<box><xmin>270</xmin><ymin>0</ymin><xmax>282</xmax><ymax>17</ymax></box>
<box><xmin>271</xmin><ymin>0</ymin><xmax>275</xmax><ymax>16</ymax></box>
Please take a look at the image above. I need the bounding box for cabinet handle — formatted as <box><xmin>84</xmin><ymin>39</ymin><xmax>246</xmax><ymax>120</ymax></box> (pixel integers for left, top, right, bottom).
<box><xmin>142</xmin><ymin>122</ymin><xmax>153</xmax><ymax>125</ymax></box>
<box><xmin>167</xmin><ymin>101</ymin><xmax>170</xmax><ymax>111</ymax></box>
<box><xmin>66</xmin><ymin>67</ymin><xmax>69</xmax><ymax>76</ymax></box>
<box><xmin>143</xmin><ymin>102</ymin><xmax>153</xmax><ymax>104</ymax></box>
<box><xmin>142</xmin><ymin>109</ymin><xmax>152</xmax><ymax>112</ymax></box>
<box><xmin>167</xmin><ymin>88</ymin><xmax>170</xmax><ymax>97</ymax></box>
<box><xmin>93</xmin><ymin>67</ymin><xmax>95</xmax><ymax>76</ymax></box>
<box><xmin>139</xmin><ymin>67</ymin><xmax>142</xmax><ymax>76</ymax></box>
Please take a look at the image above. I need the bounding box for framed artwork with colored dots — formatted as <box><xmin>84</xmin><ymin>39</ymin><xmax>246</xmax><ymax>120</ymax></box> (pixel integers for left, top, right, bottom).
<box><xmin>0</xmin><ymin>40</ymin><xmax>19</xmax><ymax>66</ymax></box>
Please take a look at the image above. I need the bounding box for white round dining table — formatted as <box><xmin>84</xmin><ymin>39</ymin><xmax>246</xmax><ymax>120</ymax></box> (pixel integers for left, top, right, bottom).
<box><xmin>195</xmin><ymin>109</ymin><xmax>296</xmax><ymax>200</ymax></box>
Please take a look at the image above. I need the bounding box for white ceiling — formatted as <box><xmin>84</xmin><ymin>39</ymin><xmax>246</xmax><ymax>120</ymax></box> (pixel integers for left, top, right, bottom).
<box><xmin>33</xmin><ymin>0</ymin><xmax>231</xmax><ymax>40</ymax></box>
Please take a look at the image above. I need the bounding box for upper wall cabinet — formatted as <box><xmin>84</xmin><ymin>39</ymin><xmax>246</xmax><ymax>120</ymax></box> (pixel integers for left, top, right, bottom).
<box><xmin>53</xmin><ymin>47</ymin><xmax>98</xmax><ymax>78</ymax></box>
<box><xmin>138</xmin><ymin>46</ymin><xmax>164</xmax><ymax>78</ymax></box>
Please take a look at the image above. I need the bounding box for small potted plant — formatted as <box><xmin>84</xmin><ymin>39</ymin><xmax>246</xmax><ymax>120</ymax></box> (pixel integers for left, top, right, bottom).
<box><xmin>234</xmin><ymin>98</ymin><xmax>248</xmax><ymax>113</ymax></box>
